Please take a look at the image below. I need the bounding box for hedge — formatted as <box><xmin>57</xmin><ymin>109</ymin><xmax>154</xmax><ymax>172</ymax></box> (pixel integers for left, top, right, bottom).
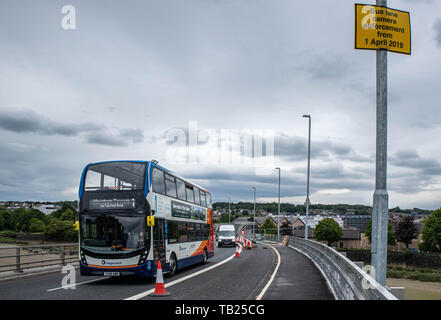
<box><xmin>341</xmin><ymin>249</ymin><xmax>441</xmax><ymax>269</ymax></box>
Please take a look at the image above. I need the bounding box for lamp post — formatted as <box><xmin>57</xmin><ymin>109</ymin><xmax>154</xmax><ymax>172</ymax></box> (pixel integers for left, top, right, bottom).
<box><xmin>252</xmin><ymin>187</ymin><xmax>256</xmax><ymax>236</ymax></box>
<box><xmin>276</xmin><ymin>167</ymin><xmax>281</xmax><ymax>241</ymax></box>
<box><xmin>228</xmin><ymin>197</ymin><xmax>231</xmax><ymax>223</ymax></box>
<box><xmin>303</xmin><ymin>115</ymin><xmax>311</xmax><ymax>240</ymax></box>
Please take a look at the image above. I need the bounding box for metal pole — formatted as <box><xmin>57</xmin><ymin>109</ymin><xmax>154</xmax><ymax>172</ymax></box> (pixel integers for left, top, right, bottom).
<box><xmin>61</xmin><ymin>244</ymin><xmax>65</xmax><ymax>265</ymax></box>
<box><xmin>16</xmin><ymin>247</ymin><xmax>21</xmax><ymax>273</ymax></box>
<box><xmin>228</xmin><ymin>197</ymin><xmax>231</xmax><ymax>224</ymax></box>
<box><xmin>276</xmin><ymin>167</ymin><xmax>281</xmax><ymax>241</ymax></box>
<box><xmin>371</xmin><ymin>0</ymin><xmax>389</xmax><ymax>287</ymax></box>
<box><xmin>253</xmin><ymin>187</ymin><xmax>256</xmax><ymax>236</ymax></box>
<box><xmin>303</xmin><ymin>115</ymin><xmax>311</xmax><ymax>240</ymax></box>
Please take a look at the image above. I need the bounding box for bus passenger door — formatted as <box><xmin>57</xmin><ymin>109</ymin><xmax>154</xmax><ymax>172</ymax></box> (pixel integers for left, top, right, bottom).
<box><xmin>153</xmin><ymin>218</ymin><xmax>166</xmax><ymax>272</ymax></box>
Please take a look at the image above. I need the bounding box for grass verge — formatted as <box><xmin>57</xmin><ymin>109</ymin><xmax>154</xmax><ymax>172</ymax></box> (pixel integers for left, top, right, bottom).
<box><xmin>387</xmin><ymin>265</ymin><xmax>441</xmax><ymax>282</ymax></box>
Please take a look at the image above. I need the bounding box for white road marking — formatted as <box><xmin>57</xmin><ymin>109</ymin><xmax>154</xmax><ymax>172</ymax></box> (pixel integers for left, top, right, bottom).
<box><xmin>47</xmin><ymin>277</ymin><xmax>110</xmax><ymax>292</ymax></box>
<box><xmin>256</xmin><ymin>244</ymin><xmax>281</xmax><ymax>300</ymax></box>
<box><xmin>125</xmin><ymin>245</ymin><xmax>242</xmax><ymax>300</ymax></box>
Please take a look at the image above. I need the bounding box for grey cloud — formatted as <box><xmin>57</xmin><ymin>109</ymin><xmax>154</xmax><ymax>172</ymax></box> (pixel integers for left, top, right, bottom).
<box><xmin>0</xmin><ymin>109</ymin><xmax>144</xmax><ymax>147</ymax></box>
<box><xmin>434</xmin><ymin>18</ymin><xmax>441</xmax><ymax>48</ymax></box>
<box><xmin>402</xmin><ymin>0</ymin><xmax>433</xmax><ymax>3</ymax></box>
<box><xmin>162</xmin><ymin>128</ymin><xmax>370</xmax><ymax>163</ymax></box>
<box><xmin>119</xmin><ymin>128</ymin><xmax>144</xmax><ymax>144</ymax></box>
<box><xmin>0</xmin><ymin>110</ymin><xmax>102</xmax><ymax>136</ymax></box>
<box><xmin>390</xmin><ymin>150</ymin><xmax>441</xmax><ymax>176</ymax></box>
<box><xmin>274</xmin><ymin>133</ymin><xmax>366</xmax><ymax>162</ymax></box>
<box><xmin>85</xmin><ymin>128</ymin><xmax>145</xmax><ymax>147</ymax></box>
<box><xmin>183</xmin><ymin>162</ymin><xmax>373</xmax><ymax>201</ymax></box>
<box><xmin>0</xmin><ymin>141</ymin><xmax>79</xmax><ymax>201</ymax></box>
<box><xmin>85</xmin><ymin>134</ymin><xmax>128</xmax><ymax>147</ymax></box>
<box><xmin>288</xmin><ymin>53</ymin><xmax>350</xmax><ymax>81</ymax></box>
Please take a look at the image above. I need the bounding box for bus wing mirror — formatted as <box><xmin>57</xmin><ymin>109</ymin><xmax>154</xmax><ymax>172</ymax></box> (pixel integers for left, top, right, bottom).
<box><xmin>147</xmin><ymin>216</ymin><xmax>155</xmax><ymax>227</ymax></box>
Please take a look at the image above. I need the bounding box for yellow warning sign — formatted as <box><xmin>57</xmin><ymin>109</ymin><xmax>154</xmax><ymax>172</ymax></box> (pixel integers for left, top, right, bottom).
<box><xmin>355</xmin><ymin>4</ymin><xmax>411</xmax><ymax>55</ymax></box>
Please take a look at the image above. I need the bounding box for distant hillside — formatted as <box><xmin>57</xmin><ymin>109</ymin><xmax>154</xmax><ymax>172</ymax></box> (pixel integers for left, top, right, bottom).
<box><xmin>212</xmin><ymin>202</ymin><xmax>433</xmax><ymax>215</ymax></box>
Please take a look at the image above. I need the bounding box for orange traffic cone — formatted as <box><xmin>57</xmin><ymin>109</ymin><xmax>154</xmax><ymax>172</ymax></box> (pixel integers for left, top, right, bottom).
<box><xmin>150</xmin><ymin>260</ymin><xmax>170</xmax><ymax>296</ymax></box>
<box><xmin>235</xmin><ymin>245</ymin><xmax>240</xmax><ymax>258</ymax></box>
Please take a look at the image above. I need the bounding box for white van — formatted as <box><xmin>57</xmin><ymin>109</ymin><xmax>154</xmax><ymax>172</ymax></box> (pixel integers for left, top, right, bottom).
<box><xmin>217</xmin><ymin>224</ymin><xmax>236</xmax><ymax>247</ymax></box>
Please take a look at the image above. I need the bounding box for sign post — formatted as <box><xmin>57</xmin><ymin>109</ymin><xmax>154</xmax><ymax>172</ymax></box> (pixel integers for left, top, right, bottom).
<box><xmin>354</xmin><ymin>1</ymin><xmax>411</xmax><ymax>286</ymax></box>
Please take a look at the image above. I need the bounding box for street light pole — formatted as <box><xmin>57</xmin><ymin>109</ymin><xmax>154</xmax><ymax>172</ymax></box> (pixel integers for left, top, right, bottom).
<box><xmin>252</xmin><ymin>187</ymin><xmax>256</xmax><ymax>236</ymax></box>
<box><xmin>303</xmin><ymin>115</ymin><xmax>311</xmax><ymax>240</ymax></box>
<box><xmin>371</xmin><ymin>0</ymin><xmax>389</xmax><ymax>287</ymax></box>
<box><xmin>276</xmin><ymin>167</ymin><xmax>281</xmax><ymax>241</ymax></box>
<box><xmin>228</xmin><ymin>197</ymin><xmax>231</xmax><ymax>224</ymax></box>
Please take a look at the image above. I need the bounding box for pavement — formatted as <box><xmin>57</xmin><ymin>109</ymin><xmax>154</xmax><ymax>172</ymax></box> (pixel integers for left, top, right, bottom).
<box><xmin>262</xmin><ymin>245</ymin><xmax>334</xmax><ymax>300</ymax></box>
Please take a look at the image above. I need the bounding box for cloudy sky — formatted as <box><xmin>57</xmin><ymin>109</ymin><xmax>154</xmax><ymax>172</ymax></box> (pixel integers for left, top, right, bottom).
<box><xmin>0</xmin><ymin>0</ymin><xmax>441</xmax><ymax>209</ymax></box>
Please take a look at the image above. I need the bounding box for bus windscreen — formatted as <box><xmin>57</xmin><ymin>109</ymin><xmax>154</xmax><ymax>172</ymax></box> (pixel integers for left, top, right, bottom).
<box><xmin>80</xmin><ymin>214</ymin><xmax>149</xmax><ymax>254</ymax></box>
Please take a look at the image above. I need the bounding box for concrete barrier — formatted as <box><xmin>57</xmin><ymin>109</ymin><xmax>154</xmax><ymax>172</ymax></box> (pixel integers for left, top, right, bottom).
<box><xmin>261</xmin><ymin>235</ymin><xmax>397</xmax><ymax>300</ymax></box>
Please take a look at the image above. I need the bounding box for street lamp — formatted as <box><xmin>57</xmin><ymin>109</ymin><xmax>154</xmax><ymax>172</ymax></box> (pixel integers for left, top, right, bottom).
<box><xmin>276</xmin><ymin>167</ymin><xmax>281</xmax><ymax>241</ymax></box>
<box><xmin>252</xmin><ymin>187</ymin><xmax>256</xmax><ymax>236</ymax></box>
<box><xmin>303</xmin><ymin>115</ymin><xmax>311</xmax><ymax>240</ymax></box>
<box><xmin>228</xmin><ymin>197</ymin><xmax>231</xmax><ymax>223</ymax></box>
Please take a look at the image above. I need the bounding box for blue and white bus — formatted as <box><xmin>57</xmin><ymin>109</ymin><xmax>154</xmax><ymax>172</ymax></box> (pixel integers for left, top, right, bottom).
<box><xmin>78</xmin><ymin>160</ymin><xmax>214</xmax><ymax>277</ymax></box>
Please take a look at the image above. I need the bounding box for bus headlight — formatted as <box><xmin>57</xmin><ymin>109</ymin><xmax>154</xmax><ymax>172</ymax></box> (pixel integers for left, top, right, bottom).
<box><xmin>139</xmin><ymin>250</ymin><xmax>148</xmax><ymax>265</ymax></box>
<box><xmin>80</xmin><ymin>253</ymin><xmax>87</xmax><ymax>265</ymax></box>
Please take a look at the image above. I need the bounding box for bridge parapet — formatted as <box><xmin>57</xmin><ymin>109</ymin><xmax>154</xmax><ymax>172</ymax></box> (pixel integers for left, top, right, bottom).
<box><xmin>260</xmin><ymin>235</ymin><xmax>397</xmax><ymax>300</ymax></box>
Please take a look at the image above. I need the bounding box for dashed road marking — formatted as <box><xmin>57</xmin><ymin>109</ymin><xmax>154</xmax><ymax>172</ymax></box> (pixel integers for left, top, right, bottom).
<box><xmin>256</xmin><ymin>244</ymin><xmax>281</xmax><ymax>300</ymax></box>
<box><xmin>47</xmin><ymin>277</ymin><xmax>110</xmax><ymax>291</ymax></box>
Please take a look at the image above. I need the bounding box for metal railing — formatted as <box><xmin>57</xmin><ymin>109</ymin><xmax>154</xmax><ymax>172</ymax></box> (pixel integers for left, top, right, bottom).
<box><xmin>257</xmin><ymin>234</ymin><xmax>397</xmax><ymax>300</ymax></box>
<box><xmin>0</xmin><ymin>243</ymin><xmax>78</xmax><ymax>273</ymax></box>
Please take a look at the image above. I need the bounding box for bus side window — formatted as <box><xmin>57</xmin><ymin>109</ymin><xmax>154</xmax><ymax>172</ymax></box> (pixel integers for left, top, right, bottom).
<box><xmin>197</xmin><ymin>224</ymin><xmax>204</xmax><ymax>241</ymax></box>
<box><xmin>167</xmin><ymin>221</ymin><xmax>178</xmax><ymax>244</ymax></box>
<box><xmin>152</xmin><ymin>168</ymin><xmax>165</xmax><ymax>194</ymax></box>
<box><xmin>165</xmin><ymin>174</ymin><xmax>177</xmax><ymax>198</ymax></box>
<box><xmin>178</xmin><ymin>222</ymin><xmax>188</xmax><ymax>243</ymax></box>
<box><xmin>185</xmin><ymin>185</ymin><xmax>194</xmax><ymax>203</ymax></box>
<box><xmin>200</xmin><ymin>190</ymin><xmax>206</xmax><ymax>207</ymax></box>
<box><xmin>176</xmin><ymin>179</ymin><xmax>186</xmax><ymax>201</ymax></box>
<box><xmin>194</xmin><ymin>187</ymin><xmax>201</xmax><ymax>205</ymax></box>
<box><xmin>206</xmin><ymin>193</ymin><xmax>212</xmax><ymax>208</ymax></box>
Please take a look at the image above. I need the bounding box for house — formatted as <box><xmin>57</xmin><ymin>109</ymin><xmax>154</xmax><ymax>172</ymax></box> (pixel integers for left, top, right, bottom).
<box><xmin>343</xmin><ymin>215</ymin><xmax>371</xmax><ymax>233</ymax></box>
<box><xmin>293</xmin><ymin>227</ymin><xmax>362</xmax><ymax>249</ymax></box>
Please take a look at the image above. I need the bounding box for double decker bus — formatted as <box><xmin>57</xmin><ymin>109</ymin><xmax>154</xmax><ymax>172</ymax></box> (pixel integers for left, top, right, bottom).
<box><xmin>77</xmin><ymin>160</ymin><xmax>214</xmax><ymax>277</ymax></box>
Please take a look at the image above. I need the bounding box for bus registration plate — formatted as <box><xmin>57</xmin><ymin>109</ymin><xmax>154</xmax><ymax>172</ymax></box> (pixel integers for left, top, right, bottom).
<box><xmin>104</xmin><ymin>272</ymin><xmax>120</xmax><ymax>276</ymax></box>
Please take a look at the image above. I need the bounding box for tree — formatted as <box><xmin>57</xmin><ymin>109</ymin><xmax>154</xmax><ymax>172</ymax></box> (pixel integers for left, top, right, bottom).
<box><xmin>314</xmin><ymin>218</ymin><xmax>343</xmax><ymax>246</ymax></box>
<box><xmin>219</xmin><ymin>213</ymin><xmax>234</xmax><ymax>223</ymax></box>
<box><xmin>12</xmin><ymin>208</ymin><xmax>46</xmax><ymax>232</ymax></box>
<box><xmin>259</xmin><ymin>218</ymin><xmax>277</xmax><ymax>235</ymax></box>
<box><xmin>45</xmin><ymin>218</ymin><xmax>78</xmax><ymax>241</ymax></box>
<box><xmin>50</xmin><ymin>202</ymin><xmax>77</xmax><ymax>220</ymax></box>
<box><xmin>0</xmin><ymin>210</ymin><xmax>13</xmax><ymax>230</ymax></box>
<box><xmin>396</xmin><ymin>215</ymin><xmax>419</xmax><ymax>248</ymax></box>
<box><xmin>419</xmin><ymin>208</ymin><xmax>441</xmax><ymax>252</ymax></box>
<box><xmin>60</xmin><ymin>208</ymin><xmax>75</xmax><ymax>221</ymax></box>
<box><xmin>0</xmin><ymin>213</ymin><xmax>4</xmax><ymax>231</ymax></box>
<box><xmin>28</xmin><ymin>218</ymin><xmax>45</xmax><ymax>233</ymax></box>
<box><xmin>365</xmin><ymin>219</ymin><xmax>396</xmax><ymax>246</ymax></box>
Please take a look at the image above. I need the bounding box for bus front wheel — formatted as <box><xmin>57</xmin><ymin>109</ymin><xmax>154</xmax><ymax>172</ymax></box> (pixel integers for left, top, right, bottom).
<box><xmin>168</xmin><ymin>253</ymin><xmax>177</xmax><ymax>277</ymax></box>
